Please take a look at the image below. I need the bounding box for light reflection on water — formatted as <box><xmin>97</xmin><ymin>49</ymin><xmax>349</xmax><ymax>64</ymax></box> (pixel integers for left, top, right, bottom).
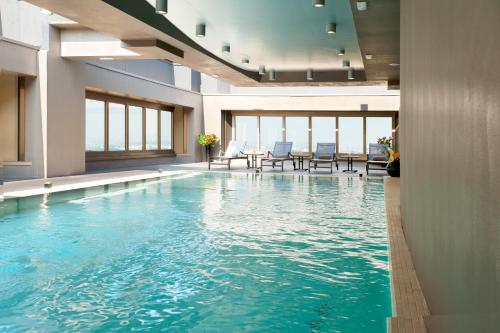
<box><xmin>0</xmin><ymin>173</ymin><xmax>390</xmax><ymax>332</ymax></box>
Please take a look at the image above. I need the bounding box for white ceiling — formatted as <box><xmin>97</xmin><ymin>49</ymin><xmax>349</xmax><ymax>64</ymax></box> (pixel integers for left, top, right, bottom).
<box><xmin>146</xmin><ymin>0</ymin><xmax>364</xmax><ymax>73</ymax></box>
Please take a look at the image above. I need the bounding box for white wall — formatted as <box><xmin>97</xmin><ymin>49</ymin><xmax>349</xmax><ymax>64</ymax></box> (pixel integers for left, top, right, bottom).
<box><xmin>0</xmin><ymin>0</ymin><xmax>44</xmax><ymax>46</ymax></box>
<box><xmin>87</xmin><ymin>59</ymin><xmax>175</xmax><ymax>86</ymax></box>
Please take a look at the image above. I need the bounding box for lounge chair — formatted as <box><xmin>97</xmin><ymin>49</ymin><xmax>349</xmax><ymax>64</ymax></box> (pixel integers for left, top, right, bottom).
<box><xmin>308</xmin><ymin>143</ymin><xmax>338</xmax><ymax>174</ymax></box>
<box><xmin>260</xmin><ymin>142</ymin><xmax>295</xmax><ymax>172</ymax></box>
<box><xmin>208</xmin><ymin>140</ymin><xmax>249</xmax><ymax>170</ymax></box>
<box><xmin>366</xmin><ymin>143</ymin><xmax>389</xmax><ymax>175</ymax></box>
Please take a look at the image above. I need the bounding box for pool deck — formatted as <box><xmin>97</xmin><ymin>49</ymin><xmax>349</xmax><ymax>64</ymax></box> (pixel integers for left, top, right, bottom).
<box><xmin>2</xmin><ymin>160</ymin><xmax>384</xmax><ymax>199</ymax></box>
<box><xmin>385</xmin><ymin>177</ymin><xmax>430</xmax><ymax>333</ymax></box>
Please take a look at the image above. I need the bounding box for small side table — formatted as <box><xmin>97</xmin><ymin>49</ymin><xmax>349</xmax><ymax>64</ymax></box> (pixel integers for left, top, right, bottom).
<box><xmin>342</xmin><ymin>154</ymin><xmax>361</xmax><ymax>173</ymax></box>
<box><xmin>243</xmin><ymin>152</ymin><xmax>265</xmax><ymax>169</ymax></box>
<box><xmin>291</xmin><ymin>153</ymin><xmax>311</xmax><ymax>171</ymax></box>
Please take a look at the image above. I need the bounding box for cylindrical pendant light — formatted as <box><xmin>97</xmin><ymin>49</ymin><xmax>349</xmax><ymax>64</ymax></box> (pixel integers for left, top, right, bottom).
<box><xmin>348</xmin><ymin>68</ymin><xmax>355</xmax><ymax>80</ymax></box>
<box><xmin>156</xmin><ymin>0</ymin><xmax>168</xmax><ymax>14</ymax></box>
<box><xmin>196</xmin><ymin>24</ymin><xmax>206</xmax><ymax>37</ymax></box>
<box><xmin>259</xmin><ymin>65</ymin><xmax>266</xmax><ymax>75</ymax></box>
<box><xmin>326</xmin><ymin>22</ymin><xmax>336</xmax><ymax>34</ymax></box>
<box><xmin>312</xmin><ymin>0</ymin><xmax>325</xmax><ymax>8</ymax></box>
<box><xmin>337</xmin><ymin>48</ymin><xmax>345</xmax><ymax>56</ymax></box>
<box><xmin>307</xmin><ymin>69</ymin><xmax>314</xmax><ymax>81</ymax></box>
<box><xmin>269</xmin><ymin>69</ymin><xmax>276</xmax><ymax>81</ymax></box>
<box><xmin>222</xmin><ymin>44</ymin><xmax>231</xmax><ymax>54</ymax></box>
<box><xmin>343</xmin><ymin>60</ymin><xmax>350</xmax><ymax>67</ymax></box>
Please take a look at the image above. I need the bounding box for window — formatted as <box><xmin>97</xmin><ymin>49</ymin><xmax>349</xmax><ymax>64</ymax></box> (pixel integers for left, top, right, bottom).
<box><xmin>366</xmin><ymin>117</ymin><xmax>393</xmax><ymax>150</ymax></box>
<box><xmin>85</xmin><ymin>94</ymin><xmax>174</xmax><ymax>155</ymax></box>
<box><xmin>128</xmin><ymin>106</ymin><xmax>143</xmax><ymax>151</ymax></box>
<box><xmin>161</xmin><ymin>111</ymin><xmax>172</xmax><ymax>150</ymax></box>
<box><xmin>108</xmin><ymin>103</ymin><xmax>126</xmax><ymax>151</ymax></box>
<box><xmin>235</xmin><ymin>116</ymin><xmax>258</xmax><ymax>151</ymax></box>
<box><xmin>146</xmin><ymin>108</ymin><xmax>159</xmax><ymax>150</ymax></box>
<box><xmin>85</xmin><ymin>99</ymin><xmax>105</xmax><ymax>151</ymax></box>
<box><xmin>312</xmin><ymin>117</ymin><xmax>336</xmax><ymax>151</ymax></box>
<box><xmin>339</xmin><ymin>117</ymin><xmax>363</xmax><ymax>154</ymax></box>
<box><xmin>286</xmin><ymin>117</ymin><xmax>309</xmax><ymax>152</ymax></box>
<box><xmin>260</xmin><ymin>117</ymin><xmax>282</xmax><ymax>151</ymax></box>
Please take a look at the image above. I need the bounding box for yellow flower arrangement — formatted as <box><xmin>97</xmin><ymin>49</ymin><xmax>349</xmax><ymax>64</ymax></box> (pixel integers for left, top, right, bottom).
<box><xmin>387</xmin><ymin>149</ymin><xmax>400</xmax><ymax>165</ymax></box>
<box><xmin>197</xmin><ymin>134</ymin><xmax>219</xmax><ymax>147</ymax></box>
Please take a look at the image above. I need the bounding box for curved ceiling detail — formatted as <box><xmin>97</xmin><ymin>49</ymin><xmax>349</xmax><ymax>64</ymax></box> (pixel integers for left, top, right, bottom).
<box><xmin>23</xmin><ymin>0</ymin><xmax>402</xmax><ymax>86</ymax></box>
<box><xmin>146</xmin><ymin>0</ymin><xmax>364</xmax><ymax>73</ymax></box>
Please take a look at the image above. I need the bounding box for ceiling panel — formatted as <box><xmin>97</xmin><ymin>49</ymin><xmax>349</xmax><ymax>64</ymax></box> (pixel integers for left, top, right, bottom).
<box><xmin>146</xmin><ymin>0</ymin><xmax>365</xmax><ymax>72</ymax></box>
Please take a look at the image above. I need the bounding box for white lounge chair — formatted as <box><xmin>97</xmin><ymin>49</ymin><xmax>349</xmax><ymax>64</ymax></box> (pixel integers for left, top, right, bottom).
<box><xmin>208</xmin><ymin>141</ymin><xmax>248</xmax><ymax>170</ymax></box>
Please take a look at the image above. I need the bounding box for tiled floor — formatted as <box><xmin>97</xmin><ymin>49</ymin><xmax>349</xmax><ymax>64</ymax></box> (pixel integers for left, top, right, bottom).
<box><xmin>384</xmin><ymin>177</ymin><xmax>430</xmax><ymax>333</ymax></box>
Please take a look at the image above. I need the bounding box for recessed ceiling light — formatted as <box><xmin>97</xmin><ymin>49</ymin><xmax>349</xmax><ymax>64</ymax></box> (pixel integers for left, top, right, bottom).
<box><xmin>326</xmin><ymin>22</ymin><xmax>336</xmax><ymax>34</ymax></box>
<box><xmin>222</xmin><ymin>44</ymin><xmax>231</xmax><ymax>54</ymax></box>
<box><xmin>337</xmin><ymin>48</ymin><xmax>345</xmax><ymax>56</ymax></box>
<box><xmin>343</xmin><ymin>60</ymin><xmax>350</xmax><ymax>67</ymax></box>
<box><xmin>348</xmin><ymin>68</ymin><xmax>355</xmax><ymax>80</ymax></box>
<box><xmin>269</xmin><ymin>70</ymin><xmax>276</xmax><ymax>81</ymax></box>
<box><xmin>307</xmin><ymin>69</ymin><xmax>314</xmax><ymax>81</ymax></box>
<box><xmin>365</xmin><ymin>54</ymin><xmax>373</xmax><ymax>60</ymax></box>
<box><xmin>356</xmin><ymin>1</ymin><xmax>368</xmax><ymax>11</ymax></box>
<box><xmin>242</xmin><ymin>58</ymin><xmax>250</xmax><ymax>64</ymax></box>
<box><xmin>312</xmin><ymin>0</ymin><xmax>325</xmax><ymax>8</ymax></box>
<box><xmin>213</xmin><ymin>74</ymin><xmax>219</xmax><ymax>78</ymax></box>
<box><xmin>155</xmin><ymin>0</ymin><xmax>168</xmax><ymax>14</ymax></box>
<box><xmin>259</xmin><ymin>65</ymin><xmax>266</xmax><ymax>75</ymax></box>
<box><xmin>389</xmin><ymin>63</ymin><xmax>400</xmax><ymax>67</ymax></box>
<box><xmin>99</xmin><ymin>57</ymin><xmax>114</xmax><ymax>61</ymax></box>
<box><xmin>196</xmin><ymin>24</ymin><xmax>206</xmax><ymax>37</ymax></box>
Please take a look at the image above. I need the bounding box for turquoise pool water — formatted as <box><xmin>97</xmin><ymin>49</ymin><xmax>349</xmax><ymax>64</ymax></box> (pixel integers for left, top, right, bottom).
<box><xmin>0</xmin><ymin>173</ymin><xmax>391</xmax><ymax>332</ymax></box>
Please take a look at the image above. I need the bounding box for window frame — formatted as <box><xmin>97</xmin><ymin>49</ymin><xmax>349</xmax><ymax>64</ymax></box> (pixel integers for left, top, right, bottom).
<box><xmin>85</xmin><ymin>91</ymin><xmax>174</xmax><ymax>162</ymax></box>
<box><xmin>231</xmin><ymin>111</ymin><xmax>397</xmax><ymax>157</ymax></box>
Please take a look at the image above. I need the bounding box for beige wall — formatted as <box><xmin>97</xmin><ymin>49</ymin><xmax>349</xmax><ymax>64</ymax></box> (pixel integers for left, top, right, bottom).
<box><xmin>203</xmin><ymin>94</ymin><xmax>400</xmax><ymax>140</ymax></box>
<box><xmin>400</xmin><ymin>0</ymin><xmax>500</xmax><ymax>332</ymax></box>
<box><xmin>46</xmin><ymin>27</ymin><xmax>86</xmax><ymax>177</ymax></box>
<box><xmin>0</xmin><ymin>72</ymin><xmax>18</xmax><ymax>162</ymax></box>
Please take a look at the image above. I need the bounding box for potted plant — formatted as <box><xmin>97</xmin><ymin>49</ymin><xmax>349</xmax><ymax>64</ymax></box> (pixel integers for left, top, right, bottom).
<box><xmin>377</xmin><ymin>136</ymin><xmax>392</xmax><ymax>146</ymax></box>
<box><xmin>197</xmin><ymin>134</ymin><xmax>219</xmax><ymax>161</ymax></box>
<box><xmin>386</xmin><ymin>148</ymin><xmax>400</xmax><ymax>177</ymax></box>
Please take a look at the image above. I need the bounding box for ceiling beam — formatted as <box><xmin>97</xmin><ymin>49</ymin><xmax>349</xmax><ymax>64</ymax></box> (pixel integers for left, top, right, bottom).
<box><xmin>349</xmin><ymin>0</ymin><xmax>400</xmax><ymax>82</ymax></box>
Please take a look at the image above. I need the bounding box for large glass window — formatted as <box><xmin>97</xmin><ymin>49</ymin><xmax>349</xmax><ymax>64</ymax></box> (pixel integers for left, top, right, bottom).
<box><xmin>85</xmin><ymin>99</ymin><xmax>105</xmax><ymax>151</ymax></box>
<box><xmin>108</xmin><ymin>103</ymin><xmax>126</xmax><ymax>151</ymax></box>
<box><xmin>260</xmin><ymin>117</ymin><xmax>282</xmax><ymax>152</ymax></box>
<box><xmin>312</xmin><ymin>117</ymin><xmax>336</xmax><ymax>151</ymax></box>
<box><xmin>128</xmin><ymin>106</ymin><xmax>143</xmax><ymax>151</ymax></box>
<box><xmin>286</xmin><ymin>117</ymin><xmax>309</xmax><ymax>152</ymax></box>
<box><xmin>339</xmin><ymin>117</ymin><xmax>363</xmax><ymax>154</ymax></box>
<box><xmin>366</xmin><ymin>117</ymin><xmax>393</xmax><ymax>150</ymax></box>
<box><xmin>146</xmin><ymin>108</ymin><xmax>159</xmax><ymax>150</ymax></box>
<box><xmin>235</xmin><ymin>116</ymin><xmax>258</xmax><ymax>151</ymax></box>
<box><xmin>161</xmin><ymin>111</ymin><xmax>172</xmax><ymax>150</ymax></box>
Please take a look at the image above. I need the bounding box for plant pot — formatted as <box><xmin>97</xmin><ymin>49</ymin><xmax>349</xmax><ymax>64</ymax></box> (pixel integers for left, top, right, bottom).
<box><xmin>387</xmin><ymin>160</ymin><xmax>400</xmax><ymax>177</ymax></box>
<box><xmin>205</xmin><ymin>146</ymin><xmax>211</xmax><ymax>161</ymax></box>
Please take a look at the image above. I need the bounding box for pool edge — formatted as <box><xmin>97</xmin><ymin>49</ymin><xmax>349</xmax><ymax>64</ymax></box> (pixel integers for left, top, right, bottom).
<box><xmin>384</xmin><ymin>177</ymin><xmax>430</xmax><ymax>333</ymax></box>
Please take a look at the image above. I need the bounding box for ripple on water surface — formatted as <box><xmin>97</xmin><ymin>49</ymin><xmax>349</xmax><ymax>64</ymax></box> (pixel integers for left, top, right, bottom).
<box><xmin>0</xmin><ymin>174</ymin><xmax>391</xmax><ymax>332</ymax></box>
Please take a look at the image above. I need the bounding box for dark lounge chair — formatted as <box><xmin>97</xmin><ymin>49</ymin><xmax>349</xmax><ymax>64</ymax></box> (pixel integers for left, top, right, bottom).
<box><xmin>308</xmin><ymin>143</ymin><xmax>338</xmax><ymax>174</ymax></box>
<box><xmin>366</xmin><ymin>143</ymin><xmax>389</xmax><ymax>175</ymax></box>
<box><xmin>209</xmin><ymin>140</ymin><xmax>248</xmax><ymax>170</ymax></box>
<box><xmin>260</xmin><ymin>142</ymin><xmax>295</xmax><ymax>172</ymax></box>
